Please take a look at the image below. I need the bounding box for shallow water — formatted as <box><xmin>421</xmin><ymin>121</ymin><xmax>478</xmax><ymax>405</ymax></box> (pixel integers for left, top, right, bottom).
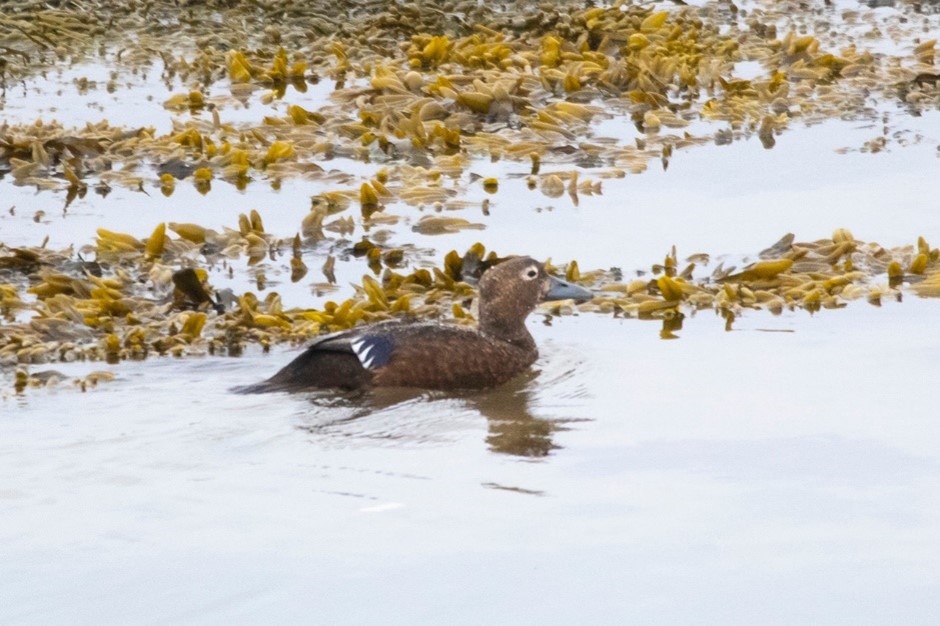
<box><xmin>3</xmin><ymin>0</ymin><xmax>940</xmax><ymax>622</ymax></box>
<box><xmin>3</xmin><ymin>302</ymin><xmax>940</xmax><ymax>623</ymax></box>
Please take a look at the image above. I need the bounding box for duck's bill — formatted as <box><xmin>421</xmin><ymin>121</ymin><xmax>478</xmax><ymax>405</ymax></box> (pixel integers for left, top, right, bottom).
<box><xmin>544</xmin><ymin>275</ymin><xmax>593</xmax><ymax>302</ymax></box>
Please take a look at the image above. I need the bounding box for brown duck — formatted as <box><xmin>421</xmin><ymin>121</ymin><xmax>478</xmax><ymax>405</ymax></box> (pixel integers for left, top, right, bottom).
<box><xmin>238</xmin><ymin>256</ymin><xmax>592</xmax><ymax>393</ymax></box>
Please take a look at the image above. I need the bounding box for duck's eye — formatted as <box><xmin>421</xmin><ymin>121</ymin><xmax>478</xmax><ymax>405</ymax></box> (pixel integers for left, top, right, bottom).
<box><xmin>523</xmin><ymin>267</ymin><xmax>539</xmax><ymax>280</ymax></box>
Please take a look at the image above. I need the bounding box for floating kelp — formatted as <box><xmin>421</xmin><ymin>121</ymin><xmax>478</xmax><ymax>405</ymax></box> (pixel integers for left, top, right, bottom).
<box><xmin>2</xmin><ymin>1</ymin><xmax>940</xmax><ymax>391</ymax></box>
<box><xmin>2</xmin><ymin>0</ymin><xmax>937</xmax><ymax>200</ymax></box>
<box><xmin>3</xmin><ymin>222</ymin><xmax>940</xmax><ymax>389</ymax></box>
<box><xmin>10</xmin><ymin>367</ymin><xmax>115</xmax><ymax>393</ymax></box>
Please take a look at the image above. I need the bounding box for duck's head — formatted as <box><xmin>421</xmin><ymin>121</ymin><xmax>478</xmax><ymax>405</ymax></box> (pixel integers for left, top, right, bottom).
<box><xmin>478</xmin><ymin>256</ymin><xmax>592</xmax><ymax>341</ymax></box>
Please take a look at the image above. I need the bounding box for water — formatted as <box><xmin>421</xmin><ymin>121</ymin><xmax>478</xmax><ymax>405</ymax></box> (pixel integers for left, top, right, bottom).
<box><xmin>3</xmin><ymin>302</ymin><xmax>939</xmax><ymax>623</ymax></box>
<box><xmin>3</xmin><ymin>0</ymin><xmax>940</xmax><ymax>622</ymax></box>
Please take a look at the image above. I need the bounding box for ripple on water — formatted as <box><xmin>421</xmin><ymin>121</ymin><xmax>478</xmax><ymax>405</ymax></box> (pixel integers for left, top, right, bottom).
<box><xmin>273</xmin><ymin>336</ymin><xmax>593</xmax><ymax>458</ymax></box>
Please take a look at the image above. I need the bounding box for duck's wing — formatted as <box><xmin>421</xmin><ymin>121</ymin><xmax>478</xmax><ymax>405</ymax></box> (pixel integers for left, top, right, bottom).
<box><xmin>234</xmin><ymin>322</ymin><xmax>402</xmax><ymax>393</ymax></box>
<box><xmin>308</xmin><ymin>322</ymin><xmax>398</xmax><ymax>370</ymax></box>
<box><xmin>347</xmin><ymin>334</ymin><xmax>395</xmax><ymax>369</ymax></box>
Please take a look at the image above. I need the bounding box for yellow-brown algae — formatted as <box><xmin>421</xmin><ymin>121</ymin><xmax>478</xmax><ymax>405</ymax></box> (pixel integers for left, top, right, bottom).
<box><xmin>3</xmin><ymin>1</ymin><xmax>934</xmax><ymax>199</ymax></box>
<box><xmin>1</xmin><ymin>1</ymin><xmax>940</xmax><ymax>386</ymax></box>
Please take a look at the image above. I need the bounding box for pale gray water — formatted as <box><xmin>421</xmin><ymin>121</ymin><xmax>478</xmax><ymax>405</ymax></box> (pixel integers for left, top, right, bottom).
<box><xmin>3</xmin><ymin>301</ymin><xmax>940</xmax><ymax>624</ymax></box>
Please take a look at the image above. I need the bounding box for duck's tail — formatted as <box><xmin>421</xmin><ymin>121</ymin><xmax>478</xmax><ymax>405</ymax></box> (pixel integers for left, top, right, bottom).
<box><xmin>229</xmin><ymin>379</ymin><xmax>279</xmax><ymax>394</ymax></box>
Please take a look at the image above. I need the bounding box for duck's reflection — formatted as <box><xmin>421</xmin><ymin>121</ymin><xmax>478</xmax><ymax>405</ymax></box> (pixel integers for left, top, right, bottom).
<box><xmin>469</xmin><ymin>370</ymin><xmax>560</xmax><ymax>458</ymax></box>
<box><xmin>295</xmin><ymin>366</ymin><xmax>581</xmax><ymax>459</ymax></box>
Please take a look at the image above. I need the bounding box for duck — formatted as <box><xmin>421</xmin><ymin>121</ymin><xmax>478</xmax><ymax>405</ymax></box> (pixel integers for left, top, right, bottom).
<box><xmin>237</xmin><ymin>256</ymin><xmax>592</xmax><ymax>393</ymax></box>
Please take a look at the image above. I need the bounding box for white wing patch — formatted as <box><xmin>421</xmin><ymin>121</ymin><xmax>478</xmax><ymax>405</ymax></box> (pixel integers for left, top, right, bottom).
<box><xmin>349</xmin><ymin>335</ymin><xmax>394</xmax><ymax>370</ymax></box>
<box><xmin>351</xmin><ymin>338</ymin><xmax>378</xmax><ymax>369</ymax></box>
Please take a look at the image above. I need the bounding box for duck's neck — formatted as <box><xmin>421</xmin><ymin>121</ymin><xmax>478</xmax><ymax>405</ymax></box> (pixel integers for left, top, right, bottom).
<box><xmin>479</xmin><ymin>303</ymin><xmax>536</xmax><ymax>351</ymax></box>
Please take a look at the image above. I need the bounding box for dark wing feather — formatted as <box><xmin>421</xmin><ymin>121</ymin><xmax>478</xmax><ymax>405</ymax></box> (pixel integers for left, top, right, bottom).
<box><xmin>234</xmin><ymin>324</ymin><xmax>399</xmax><ymax>393</ymax></box>
<box><xmin>349</xmin><ymin>334</ymin><xmax>395</xmax><ymax>369</ymax></box>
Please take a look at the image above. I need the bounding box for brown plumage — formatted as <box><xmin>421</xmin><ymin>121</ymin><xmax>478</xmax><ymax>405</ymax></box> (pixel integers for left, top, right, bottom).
<box><xmin>236</xmin><ymin>256</ymin><xmax>591</xmax><ymax>393</ymax></box>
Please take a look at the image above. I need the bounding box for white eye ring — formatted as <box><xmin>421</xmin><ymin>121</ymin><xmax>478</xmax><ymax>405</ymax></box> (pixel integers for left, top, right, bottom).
<box><xmin>523</xmin><ymin>267</ymin><xmax>539</xmax><ymax>280</ymax></box>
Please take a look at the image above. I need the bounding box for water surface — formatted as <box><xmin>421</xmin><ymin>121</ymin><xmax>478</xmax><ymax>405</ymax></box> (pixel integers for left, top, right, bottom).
<box><xmin>4</xmin><ymin>300</ymin><xmax>940</xmax><ymax>623</ymax></box>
